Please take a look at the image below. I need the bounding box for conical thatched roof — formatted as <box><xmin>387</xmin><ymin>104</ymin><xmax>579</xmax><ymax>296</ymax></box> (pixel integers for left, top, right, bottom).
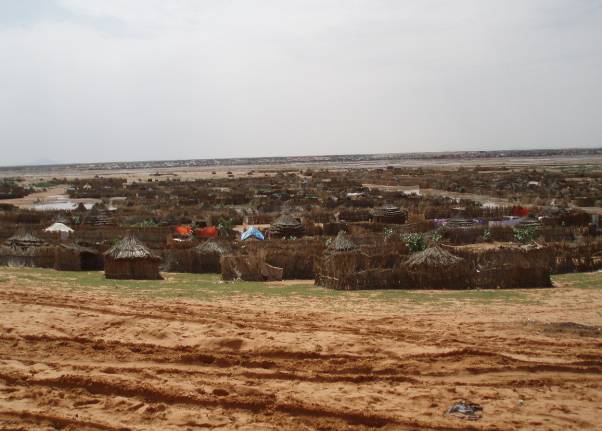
<box><xmin>5</xmin><ymin>230</ymin><xmax>46</xmax><ymax>247</ymax></box>
<box><xmin>104</xmin><ymin>233</ymin><xmax>158</xmax><ymax>260</ymax></box>
<box><xmin>75</xmin><ymin>202</ymin><xmax>87</xmax><ymax>212</ymax></box>
<box><xmin>329</xmin><ymin>231</ymin><xmax>358</xmax><ymax>252</ymax></box>
<box><xmin>372</xmin><ymin>204</ymin><xmax>407</xmax><ymax>223</ymax></box>
<box><xmin>194</xmin><ymin>240</ymin><xmax>230</xmax><ymax>255</ymax></box>
<box><xmin>406</xmin><ymin>246</ymin><xmax>463</xmax><ymax>269</ymax></box>
<box><xmin>270</xmin><ymin>213</ymin><xmax>304</xmax><ymax>237</ymax></box>
<box><xmin>272</xmin><ymin>214</ymin><xmax>302</xmax><ymax>228</ymax></box>
<box><xmin>517</xmin><ymin>216</ymin><xmax>541</xmax><ymax>228</ymax></box>
<box><xmin>446</xmin><ymin>215</ymin><xmax>476</xmax><ymax>229</ymax></box>
<box><xmin>85</xmin><ymin>204</ymin><xmax>111</xmax><ymax>226</ymax></box>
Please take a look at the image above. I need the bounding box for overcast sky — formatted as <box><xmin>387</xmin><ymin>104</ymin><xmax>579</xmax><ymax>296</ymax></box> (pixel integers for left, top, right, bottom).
<box><xmin>1</xmin><ymin>0</ymin><xmax>601</xmax><ymax>166</ymax></box>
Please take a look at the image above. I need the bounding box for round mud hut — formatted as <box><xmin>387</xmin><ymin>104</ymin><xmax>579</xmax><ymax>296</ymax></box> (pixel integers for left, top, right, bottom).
<box><xmin>516</xmin><ymin>216</ymin><xmax>541</xmax><ymax>229</ymax></box>
<box><xmin>193</xmin><ymin>240</ymin><xmax>231</xmax><ymax>273</ymax></box>
<box><xmin>0</xmin><ymin>230</ymin><xmax>54</xmax><ymax>268</ymax></box>
<box><xmin>269</xmin><ymin>214</ymin><xmax>304</xmax><ymax>238</ymax></box>
<box><xmin>372</xmin><ymin>204</ymin><xmax>407</xmax><ymax>224</ymax></box>
<box><xmin>328</xmin><ymin>230</ymin><xmax>359</xmax><ymax>253</ymax></box>
<box><xmin>104</xmin><ymin>233</ymin><xmax>162</xmax><ymax>280</ymax></box>
<box><xmin>54</xmin><ymin>243</ymin><xmax>103</xmax><ymax>271</ymax></box>
<box><xmin>85</xmin><ymin>203</ymin><xmax>112</xmax><ymax>226</ymax></box>
<box><xmin>445</xmin><ymin>215</ymin><xmax>477</xmax><ymax>229</ymax></box>
<box><xmin>405</xmin><ymin>246</ymin><xmax>472</xmax><ymax>289</ymax></box>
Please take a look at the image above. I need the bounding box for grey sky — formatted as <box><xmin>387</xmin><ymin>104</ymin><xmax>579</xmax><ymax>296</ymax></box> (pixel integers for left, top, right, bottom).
<box><xmin>0</xmin><ymin>0</ymin><xmax>601</xmax><ymax>166</ymax></box>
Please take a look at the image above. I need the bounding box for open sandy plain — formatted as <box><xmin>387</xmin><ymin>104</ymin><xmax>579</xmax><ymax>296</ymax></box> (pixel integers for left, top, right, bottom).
<box><xmin>1</xmin><ymin>268</ymin><xmax>601</xmax><ymax>430</ymax></box>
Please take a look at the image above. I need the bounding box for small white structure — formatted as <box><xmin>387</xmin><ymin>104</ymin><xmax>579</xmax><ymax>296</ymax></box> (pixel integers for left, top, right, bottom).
<box><xmin>44</xmin><ymin>222</ymin><xmax>74</xmax><ymax>241</ymax></box>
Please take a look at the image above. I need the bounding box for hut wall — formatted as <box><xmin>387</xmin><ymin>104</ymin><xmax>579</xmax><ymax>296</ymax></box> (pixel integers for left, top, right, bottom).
<box><xmin>0</xmin><ymin>246</ymin><xmax>56</xmax><ymax>268</ymax></box>
<box><xmin>54</xmin><ymin>247</ymin><xmax>82</xmax><ymax>271</ymax></box>
<box><xmin>406</xmin><ymin>264</ymin><xmax>473</xmax><ymax>290</ymax></box>
<box><xmin>221</xmin><ymin>254</ymin><xmax>283</xmax><ymax>281</ymax></box>
<box><xmin>193</xmin><ymin>251</ymin><xmax>222</xmax><ymax>273</ymax></box>
<box><xmin>451</xmin><ymin>245</ymin><xmax>553</xmax><ymax>289</ymax></box>
<box><xmin>442</xmin><ymin>226</ymin><xmax>485</xmax><ymax>245</ymax></box>
<box><xmin>104</xmin><ymin>258</ymin><xmax>162</xmax><ymax>280</ymax></box>
<box><xmin>549</xmin><ymin>240</ymin><xmax>602</xmax><ymax>274</ymax></box>
<box><xmin>160</xmin><ymin>248</ymin><xmax>226</xmax><ymax>273</ymax></box>
<box><xmin>240</xmin><ymin>238</ymin><xmax>326</xmax><ymax>279</ymax></box>
<box><xmin>160</xmin><ymin>249</ymin><xmax>196</xmax><ymax>272</ymax></box>
<box><xmin>315</xmin><ymin>251</ymin><xmax>408</xmax><ymax>290</ymax></box>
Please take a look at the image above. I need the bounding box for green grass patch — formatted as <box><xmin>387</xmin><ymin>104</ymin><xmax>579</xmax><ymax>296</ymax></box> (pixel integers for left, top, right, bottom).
<box><xmin>552</xmin><ymin>271</ymin><xmax>602</xmax><ymax>289</ymax></box>
<box><xmin>0</xmin><ymin>267</ymin><xmax>558</xmax><ymax>305</ymax></box>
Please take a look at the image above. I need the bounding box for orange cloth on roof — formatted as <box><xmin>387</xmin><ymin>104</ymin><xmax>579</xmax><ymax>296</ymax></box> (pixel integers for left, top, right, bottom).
<box><xmin>195</xmin><ymin>226</ymin><xmax>218</xmax><ymax>238</ymax></box>
<box><xmin>175</xmin><ymin>225</ymin><xmax>192</xmax><ymax>235</ymax></box>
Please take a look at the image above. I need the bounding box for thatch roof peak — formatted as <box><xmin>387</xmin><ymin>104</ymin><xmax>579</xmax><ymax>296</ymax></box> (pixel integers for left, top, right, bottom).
<box><xmin>406</xmin><ymin>246</ymin><xmax>463</xmax><ymax>268</ymax></box>
<box><xmin>195</xmin><ymin>240</ymin><xmax>230</xmax><ymax>255</ymax></box>
<box><xmin>272</xmin><ymin>213</ymin><xmax>302</xmax><ymax>227</ymax></box>
<box><xmin>104</xmin><ymin>233</ymin><xmax>158</xmax><ymax>260</ymax></box>
<box><xmin>446</xmin><ymin>214</ymin><xmax>476</xmax><ymax>228</ymax></box>
<box><xmin>329</xmin><ymin>231</ymin><xmax>358</xmax><ymax>252</ymax></box>
<box><xmin>5</xmin><ymin>229</ymin><xmax>46</xmax><ymax>247</ymax></box>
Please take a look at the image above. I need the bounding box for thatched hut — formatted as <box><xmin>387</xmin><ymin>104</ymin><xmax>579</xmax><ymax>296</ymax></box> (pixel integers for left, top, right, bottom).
<box><xmin>44</xmin><ymin>222</ymin><xmax>74</xmax><ymax>241</ymax></box>
<box><xmin>0</xmin><ymin>230</ymin><xmax>55</xmax><ymax>268</ymax></box>
<box><xmin>406</xmin><ymin>246</ymin><xmax>472</xmax><ymax>289</ymax></box>
<box><xmin>446</xmin><ymin>215</ymin><xmax>477</xmax><ymax>229</ymax></box>
<box><xmin>269</xmin><ymin>214</ymin><xmax>304</xmax><ymax>238</ymax></box>
<box><xmin>451</xmin><ymin>242</ymin><xmax>553</xmax><ymax>289</ymax></box>
<box><xmin>85</xmin><ymin>203</ymin><xmax>112</xmax><ymax>226</ymax></box>
<box><xmin>372</xmin><ymin>204</ymin><xmax>407</xmax><ymax>224</ymax></box>
<box><xmin>193</xmin><ymin>240</ymin><xmax>231</xmax><ymax>273</ymax></box>
<box><xmin>516</xmin><ymin>216</ymin><xmax>541</xmax><ymax>228</ymax></box>
<box><xmin>54</xmin><ymin>243</ymin><xmax>103</xmax><ymax>271</ymax></box>
<box><xmin>104</xmin><ymin>234</ymin><xmax>162</xmax><ymax>279</ymax></box>
<box><xmin>221</xmin><ymin>249</ymin><xmax>283</xmax><ymax>281</ymax></box>
<box><xmin>328</xmin><ymin>231</ymin><xmax>358</xmax><ymax>253</ymax></box>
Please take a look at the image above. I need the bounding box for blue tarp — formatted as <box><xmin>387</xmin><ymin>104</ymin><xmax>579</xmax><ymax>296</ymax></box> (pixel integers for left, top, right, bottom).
<box><xmin>241</xmin><ymin>226</ymin><xmax>265</xmax><ymax>241</ymax></box>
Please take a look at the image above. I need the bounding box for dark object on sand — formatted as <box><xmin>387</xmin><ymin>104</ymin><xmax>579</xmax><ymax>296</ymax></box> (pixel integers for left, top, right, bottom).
<box><xmin>445</xmin><ymin>400</ymin><xmax>483</xmax><ymax>420</ymax></box>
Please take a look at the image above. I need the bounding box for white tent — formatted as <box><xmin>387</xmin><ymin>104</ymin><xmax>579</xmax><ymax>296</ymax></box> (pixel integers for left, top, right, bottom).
<box><xmin>45</xmin><ymin>223</ymin><xmax>74</xmax><ymax>233</ymax></box>
<box><xmin>45</xmin><ymin>222</ymin><xmax>74</xmax><ymax>240</ymax></box>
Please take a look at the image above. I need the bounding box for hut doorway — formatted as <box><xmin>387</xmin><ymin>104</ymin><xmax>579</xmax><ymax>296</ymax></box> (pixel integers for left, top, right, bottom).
<box><xmin>81</xmin><ymin>251</ymin><xmax>103</xmax><ymax>271</ymax></box>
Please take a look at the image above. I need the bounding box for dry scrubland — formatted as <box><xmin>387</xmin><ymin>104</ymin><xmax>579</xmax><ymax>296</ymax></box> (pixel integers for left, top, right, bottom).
<box><xmin>1</xmin><ymin>268</ymin><xmax>602</xmax><ymax>430</ymax></box>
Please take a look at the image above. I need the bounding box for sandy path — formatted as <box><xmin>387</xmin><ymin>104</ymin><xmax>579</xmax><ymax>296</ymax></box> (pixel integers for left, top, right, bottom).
<box><xmin>1</xmin><ymin>280</ymin><xmax>602</xmax><ymax>430</ymax></box>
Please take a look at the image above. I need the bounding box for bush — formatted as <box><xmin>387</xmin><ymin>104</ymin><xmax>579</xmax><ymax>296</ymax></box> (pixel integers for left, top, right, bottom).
<box><xmin>402</xmin><ymin>232</ymin><xmax>426</xmax><ymax>253</ymax></box>
<box><xmin>483</xmin><ymin>229</ymin><xmax>492</xmax><ymax>241</ymax></box>
<box><xmin>513</xmin><ymin>226</ymin><xmax>538</xmax><ymax>244</ymax></box>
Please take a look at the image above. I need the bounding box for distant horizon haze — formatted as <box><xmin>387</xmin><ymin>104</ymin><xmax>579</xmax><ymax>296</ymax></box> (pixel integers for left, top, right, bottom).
<box><xmin>1</xmin><ymin>147</ymin><xmax>601</xmax><ymax>169</ymax></box>
<box><xmin>1</xmin><ymin>0</ymin><xmax>601</xmax><ymax>166</ymax></box>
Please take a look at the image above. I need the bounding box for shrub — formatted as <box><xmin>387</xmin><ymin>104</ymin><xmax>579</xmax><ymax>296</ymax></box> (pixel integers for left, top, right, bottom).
<box><xmin>482</xmin><ymin>229</ymin><xmax>492</xmax><ymax>241</ymax></box>
<box><xmin>513</xmin><ymin>226</ymin><xmax>538</xmax><ymax>244</ymax></box>
<box><xmin>402</xmin><ymin>232</ymin><xmax>426</xmax><ymax>253</ymax></box>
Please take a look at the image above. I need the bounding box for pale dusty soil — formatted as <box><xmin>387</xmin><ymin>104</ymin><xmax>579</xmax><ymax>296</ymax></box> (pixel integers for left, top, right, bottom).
<box><xmin>0</xmin><ymin>186</ymin><xmax>100</xmax><ymax>209</ymax></box>
<box><xmin>1</xmin><ymin>280</ymin><xmax>602</xmax><ymax>430</ymax></box>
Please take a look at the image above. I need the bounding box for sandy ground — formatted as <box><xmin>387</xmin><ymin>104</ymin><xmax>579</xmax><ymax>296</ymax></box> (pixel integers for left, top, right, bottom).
<box><xmin>0</xmin><ymin>186</ymin><xmax>102</xmax><ymax>210</ymax></box>
<box><xmin>1</xmin><ymin>275</ymin><xmax>602</xmax><ymax>430</ymax></box>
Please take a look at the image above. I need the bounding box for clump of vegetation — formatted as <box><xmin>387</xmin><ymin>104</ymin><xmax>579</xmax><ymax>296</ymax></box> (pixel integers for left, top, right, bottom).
<box><xmin>430</xmin><ymin>230</ymin><xmax>443</xmax><ymax>244</ymax></box>
<box><xmin>217</xmin><ymin>217</ymin><xmax>234</xmax><ymax>230</ymax></box>
<box><xmin>402</xmin><ymin>232</ymin><xmax>426</xmax><ymax>253</ymax></box>
<box><xmin>383</xmin><ymin>227</ymin><xmax>394</xmax><ymax>239</ymax></box>
<box><xmin>482</xmin><ymin>229</ymin><xmax>492</xmax><ymax>242</ymax></box>
<box><xmin>513</xmin><ymin>226</ymin><xmax>538</xmax><ymax>244</ymax></box>
<box><xmin>134</xmin><ymin>219</ymin><xmax>158</xmax><ymax>228</ymax></box>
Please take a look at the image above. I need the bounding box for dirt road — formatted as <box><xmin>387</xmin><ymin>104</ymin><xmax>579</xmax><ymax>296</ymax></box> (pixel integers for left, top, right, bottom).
<box><xmin>1</xmin><ymin>277</ymin><xmax>601</xmax><ymax>430</ymax></box>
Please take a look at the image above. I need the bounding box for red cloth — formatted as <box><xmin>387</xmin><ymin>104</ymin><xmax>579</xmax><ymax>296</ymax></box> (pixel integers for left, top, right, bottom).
<box><xmin>511</xmin><ymin>206</ymin><xmax>529</xmax><ymax>217</ymax></box>
<box><xmin>175</xmin><ymin>225</ymin><xmax>192</xmax><ymax>235</ymax></box>
<box><xmin>195</xmin><ymin>226</ymin><xmax>218</xmax><ymax>238</ymax></box>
